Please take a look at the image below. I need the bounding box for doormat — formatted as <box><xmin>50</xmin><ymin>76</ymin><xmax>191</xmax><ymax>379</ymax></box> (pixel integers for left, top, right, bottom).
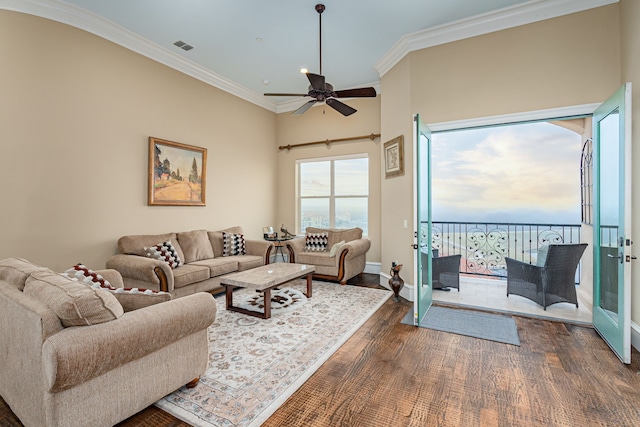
<box><xmin>401</xmin><ymin>306</ymin><xmax>520</xmax><ymax>346</ymax></box>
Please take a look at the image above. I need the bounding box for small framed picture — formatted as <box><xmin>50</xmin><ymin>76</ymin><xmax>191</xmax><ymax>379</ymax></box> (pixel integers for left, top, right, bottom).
<box><xmin>263</xmin><ymin>226</ymin><xmax>277</xmax><ymax>240</ymax></box>
<box><xmin>384</xmin><ymin>135</ymin><xmax>404</xmax><ymax>178</ymax></box>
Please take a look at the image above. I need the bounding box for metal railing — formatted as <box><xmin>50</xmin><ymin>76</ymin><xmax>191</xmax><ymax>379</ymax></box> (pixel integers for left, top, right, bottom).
<box><xmin>421</xmin><ymin>221</ymin><xmax>583</xmax><ymax>278</ymax></box>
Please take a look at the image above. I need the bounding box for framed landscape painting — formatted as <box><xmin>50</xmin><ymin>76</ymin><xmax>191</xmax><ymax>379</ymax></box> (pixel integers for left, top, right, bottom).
<box><xmin>148</xmin><ymin>137</ymin><xmax>207</xmax><ymax>206</ymax></box>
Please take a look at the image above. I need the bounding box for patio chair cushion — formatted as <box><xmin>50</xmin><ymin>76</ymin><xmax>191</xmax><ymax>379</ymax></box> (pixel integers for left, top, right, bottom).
<box><xmin>536</xmin><ymin>244</ymin><xmax>550</xmax><ymax>267</ymax></box>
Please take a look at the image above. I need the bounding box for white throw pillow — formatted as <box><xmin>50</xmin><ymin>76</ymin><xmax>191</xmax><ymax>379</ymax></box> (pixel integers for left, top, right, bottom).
<box><xmin>329</xmin><ymin>240</ymin><xmax>346</xmax><ymax>257</ymax></box>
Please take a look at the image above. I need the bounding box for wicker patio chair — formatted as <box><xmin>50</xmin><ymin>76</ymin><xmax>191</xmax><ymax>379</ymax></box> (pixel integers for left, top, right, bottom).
<box><xmin>506</xmin><ymin>243</ymin><xmax>587</xmax><ymax>310</ymax></box>
<box><xmin>421</xmin><ymin>249</ymin><xmax>462</xmax><ymax>291</ymax></box>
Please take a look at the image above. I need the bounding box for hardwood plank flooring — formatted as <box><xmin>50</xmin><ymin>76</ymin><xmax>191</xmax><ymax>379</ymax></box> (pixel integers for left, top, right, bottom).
<box><xmin>2</xmin><ymin>274</ymin><xmax>640</xmax><ymax>426</ymax></box>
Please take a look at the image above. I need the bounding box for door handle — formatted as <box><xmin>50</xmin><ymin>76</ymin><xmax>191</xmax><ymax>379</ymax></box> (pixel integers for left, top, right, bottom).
<box><xmin>607</xmin><ymin>252</ymin><xmax>624</xmax><ymax>264</ymax></box>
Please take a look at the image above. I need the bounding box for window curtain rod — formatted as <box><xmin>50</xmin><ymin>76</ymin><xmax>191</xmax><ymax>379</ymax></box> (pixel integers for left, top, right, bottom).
<box><xmin>278</xmin><ymin>133</ymin><xmax>380</xmax><ymax>151</ymax></box>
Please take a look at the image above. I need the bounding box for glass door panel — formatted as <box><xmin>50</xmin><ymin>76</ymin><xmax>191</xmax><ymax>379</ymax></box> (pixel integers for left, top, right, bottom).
<box><xmin>593</xmin><ymin>83</ymin><xmax>632</xmax><ymax>363</ymax></box>
<box><xmin>414</xmin><ymin>114</ymin><xmax>432</xmax><ymax>325</ymax></box>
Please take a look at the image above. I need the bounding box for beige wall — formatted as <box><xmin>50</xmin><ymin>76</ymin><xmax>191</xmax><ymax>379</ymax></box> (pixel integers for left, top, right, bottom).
<box><xmin>410</xmin><ymin>5</ymin><xmax>621</xmax><ymax>122</ymax></box>
<box><xmin>380</xmin><ymin>56</ymin><xmax>414</xmax><ymax>282</ymax></box>
<box><xmin>380</xmin><ymin>5</ymin><xmax>622</xmax><ymax>296</ymax></box>
<box><xmin>0</xmin><ymin>11</ymin><xmax>277</xmax><ymax>271</ymax></box>
<box><xmin>621</xmin><ymin>0</ymin><xmax>640</xmax><ymax>323</ymax></box>
<box><xmin>275</xmin><ymin>97</ymin><xmax>382</xmax><ymax>263</ymax></box>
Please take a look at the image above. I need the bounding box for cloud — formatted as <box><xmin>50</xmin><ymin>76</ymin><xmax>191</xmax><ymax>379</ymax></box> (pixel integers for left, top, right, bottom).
<box><xmin>430</xmin><ymin>122</ymin><xmax>581</xmax><ymax>222</ymax></box>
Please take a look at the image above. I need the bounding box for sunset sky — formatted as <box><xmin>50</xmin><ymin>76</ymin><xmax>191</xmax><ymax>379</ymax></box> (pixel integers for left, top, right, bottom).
<box><xmin>429</xmin><ymin>121</ymin><xmax>582</xmax><ymax>224</ymax></box>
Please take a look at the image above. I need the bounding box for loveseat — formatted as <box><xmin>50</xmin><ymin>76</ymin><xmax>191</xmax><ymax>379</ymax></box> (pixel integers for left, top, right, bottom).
<box><xmin>0</xmin><ymin>257</ymin><xmax>217</xmax><ymax>427</ymax></box>
<box><xmin>106</xmin><ymin>226</ymin><xmax>274</xmax><ymax>298</ymax></box>
<box><xmin>286</xmin><ymin>227</ymin><xmax>371</xmax><ymax>284</ymax></box>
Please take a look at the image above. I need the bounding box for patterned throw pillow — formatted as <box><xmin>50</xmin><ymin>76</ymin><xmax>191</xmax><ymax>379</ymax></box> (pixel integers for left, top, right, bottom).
<box><xmin>63</xmin><ymin>264</ymin><xmax>171</xmax><ymax>312</ymax></box>
<box><xmin>306</xmin><ymin>232</ymin><xmax>329</xmax><ymax>252</ymax></box>
<box><xmin>144</xmin><ymin>241</ymin><xmax>182</xmax><ymax>269</ymax></box>
<box><xmin>64</xmin><ymin>263</ymin><xmax>114</xmax><ymax>289</ymax></box>
<box><xmin>223</xmin><ymin>232</ymin><xmax>246</xmax><ymax>256</ymax></box>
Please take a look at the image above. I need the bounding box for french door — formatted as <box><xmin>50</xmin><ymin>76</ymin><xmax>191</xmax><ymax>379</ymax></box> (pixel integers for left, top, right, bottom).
<box><xmin>593</xmin><ymin>83</ymin><xmax>633</xmax><ymax>363</ymax></box>
<box><xmin>413</xmin><ymin>114</ymin><xmax>433</xmax><ymax>325</ymax></box>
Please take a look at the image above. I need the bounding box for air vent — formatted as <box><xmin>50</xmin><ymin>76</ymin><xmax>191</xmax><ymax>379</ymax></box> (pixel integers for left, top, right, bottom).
<box><xmin>173</xmin><ymin>40</ymin><xmax>194</xmax><ymax>51</ymax></box>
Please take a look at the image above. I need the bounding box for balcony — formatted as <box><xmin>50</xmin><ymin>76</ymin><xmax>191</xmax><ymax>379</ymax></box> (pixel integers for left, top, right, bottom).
<box><xmin>421</xmin><ymin>221</ymin><xmax>591</xmax><ymax>324</ymax></box>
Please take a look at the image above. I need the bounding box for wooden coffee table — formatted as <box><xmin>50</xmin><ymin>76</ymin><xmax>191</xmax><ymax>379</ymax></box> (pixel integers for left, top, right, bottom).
<box><xmin>221</xmin><ymin>263</ymin><xmax>315</xmax><ymax>319</ymax></box>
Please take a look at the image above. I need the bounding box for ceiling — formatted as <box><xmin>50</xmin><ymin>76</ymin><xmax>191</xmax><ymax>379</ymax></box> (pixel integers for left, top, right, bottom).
<box><xmin>6</xmin><ymin>0</ymin><xmax>615</xmax><ymax>112</ymax></box>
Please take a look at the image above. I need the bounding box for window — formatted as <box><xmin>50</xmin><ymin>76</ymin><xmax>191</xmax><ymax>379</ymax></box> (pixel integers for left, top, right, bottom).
<box><xmin>297</xmin><ymin>154</ymin><xmax>368</xmax><ymax>235</ymax></box>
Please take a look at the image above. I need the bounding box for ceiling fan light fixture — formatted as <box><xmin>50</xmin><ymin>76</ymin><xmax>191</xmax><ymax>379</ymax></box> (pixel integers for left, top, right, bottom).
<box><xmin>300</xmin><ymin>68</ymin><xmax>308</xmax><ymax>74</ymax></box>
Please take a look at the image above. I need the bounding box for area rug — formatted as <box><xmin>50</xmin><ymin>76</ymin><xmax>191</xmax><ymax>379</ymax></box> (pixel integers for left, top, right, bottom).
<box><xmin>156</xmin><ymin>281</ymin><xmax>392</xmax><ymax>426</ymax></box>
<box><xmin>401</xmin><ymin>306</ymin><xmax>520</xmax><ymax>346</ymax></box>
<box><xmin>234</xmin><ymin>287</ymin><xmax>307</xmax><ymax>315</ymax></box>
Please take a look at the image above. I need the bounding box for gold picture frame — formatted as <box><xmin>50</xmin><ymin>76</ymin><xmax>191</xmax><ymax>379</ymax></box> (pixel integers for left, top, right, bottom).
<box><xmin>384</xmin><ymin>135</ymin><xmax>404</xmax><ymax>178</ymax></box>
<box><xmin>148</xmin><ymin>137</ymin><xmax>207</xmax><ymax>206</ymax></box>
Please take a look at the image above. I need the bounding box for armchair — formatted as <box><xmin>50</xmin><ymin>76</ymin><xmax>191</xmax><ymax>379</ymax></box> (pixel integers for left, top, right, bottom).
<box><xmin>506</xmin><ymin>243</ymin><xmax>587</xmax><ymax>310</ymax></box>
<box><xmin>286</xmin><ymin>227</ymin><xmax>370</xmax><ymax>284</ymax></box>
<box><xmin>0</xmin><ymin>257</ymin><xmax>217</xmax><ymax>427</ymax></box>
<box><xmin>421</xmin><ymin>249</ymin><xmax>462</xmax><ymax>291</ymax></box>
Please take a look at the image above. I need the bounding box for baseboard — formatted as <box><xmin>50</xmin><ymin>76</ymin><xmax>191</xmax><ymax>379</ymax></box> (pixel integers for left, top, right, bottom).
<box><xmin>364</xmin><ymin>262</ymin><xmax>381</xmax><ymax>275</ymax></box>
<box><xmin>632</xmin><ymin>321</ymin><xmax>640</xmax><ymax>353</ymax></box>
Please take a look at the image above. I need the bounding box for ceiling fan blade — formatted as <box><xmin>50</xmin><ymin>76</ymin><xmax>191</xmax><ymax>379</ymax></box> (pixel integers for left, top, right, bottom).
<box><xmin>264</xmin><ymin>93</ymin><xmax>308</xmax><ymax>97</ymax></box>
<box><xmin>334</xmin><ymin>87</ymin><xmax>377</xmax><ymax>98</ymax></box>
<box><xmin>306</xmin><ymin>73</ymin><xmax>325</xmax><ymax>91</ymax></box>
<box><xmin>292</xmin><ymin>100</ymin><xmax>317</xmax><ymax>115</ymax></box>
<box><xmin>326</xmin><ymin>98</ymin><xmax>356</xmax><ymax>116</ymax></box>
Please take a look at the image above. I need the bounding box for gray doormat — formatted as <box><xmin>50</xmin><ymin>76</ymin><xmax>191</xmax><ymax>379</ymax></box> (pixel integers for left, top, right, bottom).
<box><xmin>401</xmin><ymin>306</ymin><xmax>520</xmax><ymax>346</ymax></box>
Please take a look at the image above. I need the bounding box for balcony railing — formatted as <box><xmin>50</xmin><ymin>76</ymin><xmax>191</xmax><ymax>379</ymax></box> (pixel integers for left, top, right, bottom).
<box><xmin>421</xmin><ymin>221</ymin><xmax>583</xmax><ymax>278</ymax></box>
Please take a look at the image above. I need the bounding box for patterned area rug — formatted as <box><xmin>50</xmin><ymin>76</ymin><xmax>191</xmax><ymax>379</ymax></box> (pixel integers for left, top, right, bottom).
<box><xmin>155</xmin><ymin>280</ymin><xmax>392</xmax><ymax>427</ymax></box>
<box><xmin>235</xmin><ymin>287</ymin><xmax>307</xmax><ymax>315</ymax></box>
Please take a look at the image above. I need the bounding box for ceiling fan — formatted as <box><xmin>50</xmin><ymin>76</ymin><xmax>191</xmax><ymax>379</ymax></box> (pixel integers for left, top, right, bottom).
<box><xmin>264</xmin><ymin>4</ymin><xmax>377</xmax><ymax>116</ymax></box>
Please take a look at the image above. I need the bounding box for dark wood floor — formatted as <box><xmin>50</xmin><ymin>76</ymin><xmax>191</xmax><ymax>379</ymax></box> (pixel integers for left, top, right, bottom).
<box><xmin>3</xmin><ymin>274</ymin><xmax>640</xmax><ymax>426</ymax></box>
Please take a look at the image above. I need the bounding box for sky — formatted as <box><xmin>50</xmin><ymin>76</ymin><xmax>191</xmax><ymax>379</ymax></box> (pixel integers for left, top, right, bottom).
<box><xmin>157</xmin><ymin>144</ymin><xmax>204</xmax><ymax>178</ymax></box>
<box><xmin>429</xmin><ymin>121</ymin><xmax>583</xmax><ymax>224</ymax></box>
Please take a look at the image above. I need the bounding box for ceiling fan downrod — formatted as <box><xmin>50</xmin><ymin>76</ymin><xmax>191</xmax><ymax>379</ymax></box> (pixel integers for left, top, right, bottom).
<box><xmin>316</xmin><ymin>4</ymin><xmax>324</xmax><ymax>76</ymax></box>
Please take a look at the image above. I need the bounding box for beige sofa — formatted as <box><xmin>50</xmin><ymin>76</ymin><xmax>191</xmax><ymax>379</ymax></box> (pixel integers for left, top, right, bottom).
<box><xmin>0</xmin><ymin>257</ymin><xmax>217</xmax><ymax>427</ymax></box>
<box><xmin>106</xmin><ymin>226</ymin><xmax>274</xmax><ymax>298</ymax></box>
<box><xmin>286</xmin><ymin>227</ymin><xmax>371</xmax><ymax>284</ymax></box>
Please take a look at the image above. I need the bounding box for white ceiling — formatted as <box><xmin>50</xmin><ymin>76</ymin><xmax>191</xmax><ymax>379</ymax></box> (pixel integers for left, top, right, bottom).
<box><xmin>4</xmin><ymin>0</ymin><xmax>616</xmax><ymax>112</ymax></box>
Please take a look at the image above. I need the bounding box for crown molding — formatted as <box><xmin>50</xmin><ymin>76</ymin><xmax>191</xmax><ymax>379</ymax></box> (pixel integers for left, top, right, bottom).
<box><xmin>0</xmin><ymin>0</ymin><xmax>278</xmax><ymax>112</ymax></box>
<box><xmin>2</xmin><ymin>0</ymin><xmax>617</xmax><ymax>112</ymax></box>
<box><xmin>374</xmin><ymin>0</ymin><xmax>618</xmax><ymax>77</ymax></box>
<box><xmin>427</xmin><ymin>103</ymin><xmax>600</xmax><ymax>132</ymax></box>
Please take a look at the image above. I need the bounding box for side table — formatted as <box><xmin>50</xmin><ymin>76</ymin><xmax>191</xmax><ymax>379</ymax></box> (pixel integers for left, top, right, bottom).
<box><xmin>265</xmin><ymin>237</ymin><xmax>293</xmax><ymax>262</ymax></box>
